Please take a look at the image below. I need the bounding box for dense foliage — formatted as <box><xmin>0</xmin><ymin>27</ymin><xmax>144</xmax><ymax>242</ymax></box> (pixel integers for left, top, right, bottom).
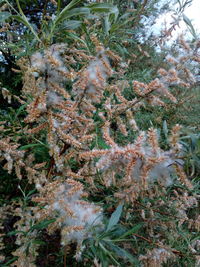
<box><xmin>0</xmin><ymin>0</ymin><xmax>200</xmax><ymax>266</ymax></box>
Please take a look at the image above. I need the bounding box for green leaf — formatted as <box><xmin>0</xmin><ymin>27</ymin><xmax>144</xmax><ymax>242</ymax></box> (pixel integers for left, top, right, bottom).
<box><xmin>183</xmin><ymin>14</ymin><xmax>193</xmax><ymax>28</ymax></box>
<box><xmin>7</xmin><ymin>230</ymin><xmax>26</xmax><ymax>236</ymax></box>
<box><xmin>32</xmin><ymin>239</ymin><xmax>46</xmax><ymax>245</ymax></box>
<box><xmin>54</xmin><ymin>0</ymin><xmax>84</xmax><ymax>25</ymax></box>
<box><xmin>119</xmin><ymin>223</ymin><xmax>144</xmax><ymax>239</ymax></box>
<box><xmin>103</xmin><ymin>15</ymin><xmax>110</xmax><ymax>35</ymax></box>
<box><xmin>18</xmin><ymin>144</ymin><xmax>43</xmax><ymax>150</ymax></box>
<box><xmin>0</xmin><ymin>11</ymin><xmax>11</xmax><ymax>22</ymax></box>
<box><xmin>163</xmin><ymin>120</ymin><xmax>168</xmax><ymax>139</ymax></box>
<box><xmin>11</xmin><ymin>15</ymin><xmax>30</xmax><ymax>28</ymax></box>
<box><xmin>60</xmin><ymin>0</ymin><xmax>82</xmax><ymax>11</ymax></box>
<box><xmin>183</xmin><ymin>14</ymin><xmax>197</xmax><ymax>39</ymax></box>
<box><xmin>55</xmin><ymin>7</ymin><xmax>90</xmax><ymax>25</ymax></box>
<box><xmin>107</xmin><ymin>243</ymin><xmax>139</xmax><ymax>264</ymax></box>
<box><xmin>88</xmin><ymin>3</ymin><xmax>117</xmax><ymax>13</ymax></box>
<box><xmin>89</xmin><ymin>4</ymin><xmax>119</xmax><ymax>23</ymax></box>
<box><xmin>115</xmin><ymin>43</ymin><xmax>127</xmax><ymax>56</ymax></box>
<box><xmin>61</xmin><ymin>20</ymin><xmax>82</xmax><ymax>30</ymax></box>
<box><xmin>96</xmin><ymin>135</ymin><xmax>110</xmax><ymax>149</ymax></box>
<box><xmin>106</xmin><ymin>204</ymin><xmax>123</xmax><ymax>232</ymax></box>
<box><xmin>1</xmin><ymin>257</ymin><xmax>18</xmax><ymax>267</ymax></box>
<box><xmin>14</xmin><ymin>103</ymin><xmax>27</xmax><ymax>119</ymax></box>
<box><xmin>30</xmin><ymin>219</ymin><xmax>56</xmax><ymax>231</ymax></box>
<box><xmin>26</xmin><ymin>189</ymin><xmax>37</xmax><ymax>197</ymax></box>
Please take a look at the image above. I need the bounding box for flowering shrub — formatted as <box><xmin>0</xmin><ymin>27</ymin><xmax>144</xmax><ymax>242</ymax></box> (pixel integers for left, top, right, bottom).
<box><xmin>1</xmin><ymin>1</ymin><xmax>200</xmax><ymax>266</ymax></box>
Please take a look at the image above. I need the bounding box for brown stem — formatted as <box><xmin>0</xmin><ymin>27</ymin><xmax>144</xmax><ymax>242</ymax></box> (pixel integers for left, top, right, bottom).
<box><xmin>132</xmin><ymin>233</ymin><xmax>152</xmax><ymax>243</ymax></box>
<box><xmin>47</xmin><ymin>157</ymin><xmax>55</xmax><ymax>179</ymax></box>
<box><xmin>132</xmin><ymin>233</ymin><xmax>185</xmax><ymax>257</ymax></box>
<box><xmin>63</xmin><ymin>245</ymin><xmax>67</xmax><ymax>267</ymax></box>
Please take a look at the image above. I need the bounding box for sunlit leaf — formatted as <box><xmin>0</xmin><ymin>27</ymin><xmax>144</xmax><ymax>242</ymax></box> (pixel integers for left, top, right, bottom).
<box><xmin>61</xmin><ymin>20</ymin><xmax>82</xmax><ymax>30</ymax></box>
<box><xmin>119</xmin><ymin>223</ymin><xmax>144</xmax><ymax>238</ymax></box>
<box><xmin>54</xmin><ymin>0</ymin><xmax>84</xmax><ymax>24</ymax></box>
<box><xmin>0</xmin><ymin>11</ymin><xmax>11</xmax><ymax>22</ymax></box>
<box><xmin>55</xmin><ymin>7</ymin><xmax>90</xmax><ymax>25</ymax></box>
<box><xmin>183</xmin><ymin>14</ymin><xmax>197</xmax><ymax>39</ymax></box>
<box><xmin>106</xmin><ymin>204</ymin><xmax>123</xmax><ymax>232</ymax></box>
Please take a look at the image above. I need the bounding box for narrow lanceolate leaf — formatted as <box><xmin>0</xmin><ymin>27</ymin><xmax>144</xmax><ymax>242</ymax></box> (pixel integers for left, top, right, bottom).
<box><xmin>61</xmin><ymin>20</ymin><xmax>82</xmax><ymax>30</ymax></box>
<box><xmin>54</xmin><ymin>0</ymin><xmax>83</xmax><ymax>24</ymax></box>
<box><xmin>88</xmin><ymin>3</ymin><xmax>116</xmax><ymax>13</ymax></box>
<box><xmin>89</xmin><ymin>3</ymin><xmax>119</xmax><ymax>20</ymax></box>
<box><xmin>30</xmin><ymin>219</ymin><xmax>56</xmax><ymax>231</ymax></box>
<box><xmin>119</xmin><ymin>223</ymin><xmax>144</xmax><ymax>238</ymax></box>
<box><xmin>106</xmin><ymin>204</ymin><xmax>123</xmax><ymax>232</ymax></box>
<box><xmin>103</xmin><ymin>15</ymin><xmax>110</xmax><ymax>35</ymax></box>
<box><xmin>183</xmin><ymin>14</ymin><xmax>197</xmax><ymax>38</ymax></box>
<box><xmin>108</xmin><ymin>243</ymin><xmax>140</xmax><ymax>265</ymax></box>
<box><xmin>55</xmin><ymin>7</ymin><xmax>90</xmax><ymax>25</ymax></box>
<box><xmin>18</xmin><ymin>143</ymin><xmax>44</xmax><ymax>150</ymax></box>
<box><xmin>163</xmin><ymin>120</ymin><xmax>168</xmax><ymax>139</ymax></box>
<box><xmin>60</xmin><ymin>0</ymin><xmax>82</xmax><ymax>11</ymax></box>
<box><xmin>0</xmin><ymin>11</ymin><xmax>11</xmax><ymax>22</ymax></box>
<box><xmin>7</xmin><ymin>230</ymin><xmax>26</xmax><ymax>236</ymax></box>
<box><xmin>183</xmin><ymin>14</ymin><xmax>194</xmax><ymax>29</ymax></box>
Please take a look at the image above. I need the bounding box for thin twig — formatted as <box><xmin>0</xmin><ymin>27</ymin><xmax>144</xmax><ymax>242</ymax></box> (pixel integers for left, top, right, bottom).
<box><xmin>63</xmin><ymin>245</ymin><xmax>67</xmax><ymax>267</ymax></box>
<box><xmin>132</xmin><ymin>233</ymin><xmax>186</xmax><ymax>257</ymax></box>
